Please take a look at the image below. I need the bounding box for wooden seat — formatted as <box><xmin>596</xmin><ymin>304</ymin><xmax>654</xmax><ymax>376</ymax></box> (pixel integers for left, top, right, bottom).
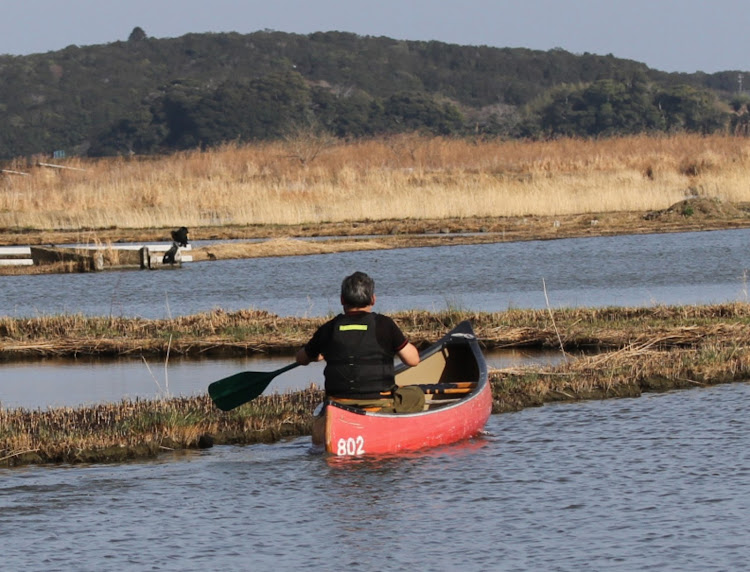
<box><xmin>416</xmin><ymin>382</ymin><xmax>477</xmax><ymax>395</ymax></box>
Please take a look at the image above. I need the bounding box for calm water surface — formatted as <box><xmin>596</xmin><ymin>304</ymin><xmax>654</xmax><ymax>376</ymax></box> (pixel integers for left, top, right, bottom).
<box><xmin>1</xmin><ymin>382</ymin><xmax>748</xmax><ymax>571</ymax></box>
<box><xmin>2</xmin><ymin>228</ymin><xmax>750</xmax><ymax>318</ymax></box>
<box><xmin>1</xmin><ymin>348</ymin><xmax>564</xmax><ymax>409</ymax></box>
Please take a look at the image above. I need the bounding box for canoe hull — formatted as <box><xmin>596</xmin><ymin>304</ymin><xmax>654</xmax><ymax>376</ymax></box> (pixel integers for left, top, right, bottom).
<box><xmin>325</xmin><ymin>384</ymin><xmax>492</xmax><ymax>456</ymax></box>
<box><xmin>323</xmin><ymin>321</ymin><xmax>491</xmax><ymax>456</ymax></box>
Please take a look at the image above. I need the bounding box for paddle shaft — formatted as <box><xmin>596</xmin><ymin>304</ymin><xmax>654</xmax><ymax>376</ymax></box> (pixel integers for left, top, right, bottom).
<box><xmin>271</xmin><ymin>362</ymin><xmax>300</xmax><ymax>377</ymax></box>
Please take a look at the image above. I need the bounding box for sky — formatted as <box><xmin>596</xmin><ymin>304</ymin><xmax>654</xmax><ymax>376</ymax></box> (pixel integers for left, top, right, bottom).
<box><xmin>1</xmin><ymin>0</ymin><xmax>749</xmax><ymax>74</ymax></box>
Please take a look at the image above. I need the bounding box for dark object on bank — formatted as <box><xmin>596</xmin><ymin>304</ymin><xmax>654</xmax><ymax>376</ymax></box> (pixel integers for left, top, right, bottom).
<box><xmin>197</xmin><ymin>434</ymin><xmax>214</xmax><ymax>449</ymax></box>
<box><xmin>163</xmin><ymin>226</ymin><xmax>188</xmax><ymax>265</ymax></box>
<box><xmin>171</xmin><ymin>227</ymin><xmax>189</xmax><ymax>247</ymax></box>
<box><xmin>162</xmin><ymin>243</ymin><xmax>180</xmax><ymax>264</ymax></box>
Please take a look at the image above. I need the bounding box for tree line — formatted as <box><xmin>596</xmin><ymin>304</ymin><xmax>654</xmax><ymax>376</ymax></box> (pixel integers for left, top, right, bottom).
<box><xmin>0</xmin><ymin>28</ymin><xmax>748</xmax><ymax>160</ymax></box>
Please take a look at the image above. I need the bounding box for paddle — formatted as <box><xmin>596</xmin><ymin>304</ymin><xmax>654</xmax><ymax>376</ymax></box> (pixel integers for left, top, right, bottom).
<box><xmin>208</xmin><ymin>362</ymin><xmax>300</xmax><ymax>411</ymax></box>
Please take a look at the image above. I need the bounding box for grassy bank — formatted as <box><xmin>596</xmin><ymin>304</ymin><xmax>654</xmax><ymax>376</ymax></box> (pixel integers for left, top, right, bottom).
<box><xmin>3</xmin><ymin>304</ymin><xmax>750</xmax><ymax>358</ymax></box>
<box><xmin>2</xmin><ymin>304</ymin><xmax>750</xmax><ymax>467</ymax></box>
<box><xmin>4</xmin><ymin>200</ymin><xmax>750</xmax><ymax>276</ymax></box>
<box><xmin>4</xmin><ymin>132</ymin><xmax>750</xmax><ymax>277</ymax></box>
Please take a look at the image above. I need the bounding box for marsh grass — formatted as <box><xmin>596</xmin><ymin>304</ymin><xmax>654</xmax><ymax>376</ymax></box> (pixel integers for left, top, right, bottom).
<box><xmin>491</xmin><ymin>341</ymin><xmax>750</xmax><ymax>413</ymax></box>
<box><xmin>0</xmin><ymin>387</ymin><xmax>323</xmax><ymax>466</ymax></box>
<box><xmin>4</xmin><ymin>304</ymin><xmax>750</xmax><ymax>358</ymax></box>
<box><xmin>4</xmin><ymin>134</ymin><xmax>750</xmax><ymax>231</ymax></box>
<box><xmin>192</xmin><ymin>237</ymin><xmax>392</xmax><ymax>262</ymax></box>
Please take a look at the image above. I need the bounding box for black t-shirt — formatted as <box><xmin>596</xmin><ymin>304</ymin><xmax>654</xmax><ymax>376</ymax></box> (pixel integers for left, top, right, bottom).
<box><xmin>303</xmin><ymin>311</ymin><xmax>408</xmax><ymax>361</ymax></box>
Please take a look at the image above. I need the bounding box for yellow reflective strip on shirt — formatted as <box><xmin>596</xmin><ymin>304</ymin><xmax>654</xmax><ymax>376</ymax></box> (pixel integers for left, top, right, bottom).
<box><xmin>339</xmin><ymin>324</ymin><xmax>368</xmax><ymax>331</ymax></box>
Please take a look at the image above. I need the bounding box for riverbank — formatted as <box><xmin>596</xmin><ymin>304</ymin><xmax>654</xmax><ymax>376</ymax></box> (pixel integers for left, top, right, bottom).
<box><xmin>2</xmin><ymin>339</ymin><xmax>747</xmax><ymax>467</ymax></box>
<box><xmin>5</xmin><ymin>132</ymin><xmax>750</xmax><ymax>275</ymax></box>
<box><xmin>2</xmin><ymin>304</ymin><xmax>750</xmax><ymax>466</ymax></box>
<box><xmin>3</xmin><ymin>195</ymin><xmax>749</xmax><ymax>246</ymax></box>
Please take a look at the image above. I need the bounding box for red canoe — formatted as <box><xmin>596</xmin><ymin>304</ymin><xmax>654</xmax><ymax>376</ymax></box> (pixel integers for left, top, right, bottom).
<box><xmin>318</xmin><ymin>320</ymin><xmax>492</xmax><ymax>457</ymax></box>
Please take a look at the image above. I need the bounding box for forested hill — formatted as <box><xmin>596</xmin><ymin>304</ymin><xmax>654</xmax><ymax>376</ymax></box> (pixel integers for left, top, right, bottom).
<box><xmin>1</xmin><ymin>28</ymin><xmax>748</xmax><ymax>160</ymax></box>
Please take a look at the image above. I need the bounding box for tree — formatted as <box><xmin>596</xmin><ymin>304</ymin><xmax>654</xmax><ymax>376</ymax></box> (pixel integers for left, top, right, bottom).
<box><xmin>311</xmin><ymin>87</ymin><xmax>379</xmax><ymax>137</ymax></box>
<box><xmin>128</xmin><ymin>27</ymin><xmax>147</xmax><ymax>43</ymax></box>
<box><xmin>89</xmin><ymin>111</ymin><xmax>165</xmax><ymax>156</ymax></box>
<box><xmin>525</xmin><ymin>79</ymin><xmax>724</xmax><ymax>138</ymax></box>
<box><xmin>729</xmin><ymin>96</ymin><xmax>750</xmax><ymax>136</ymax></box>
<box><xmin>151</xmin><ymin>80</ymin><xmax>207</xmax><ymax>149</ymax></box>
<box><xmin>381</xmin><ymin>92</ymin><xmax>464</xmax><ymax>135</ymax></box>
<box><xmin>148</xmin><ymin>71</ymin><xmax>313</xmax><ymax>150</ymax></box>
<box><xmin>654</xmin><ymin>85</ymin><xmax>727</xmax><ymax>134</ymax></box>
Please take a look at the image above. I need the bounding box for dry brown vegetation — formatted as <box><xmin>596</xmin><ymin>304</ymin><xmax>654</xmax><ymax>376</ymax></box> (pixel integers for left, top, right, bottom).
<box><xmin>0</xmin><ymin>388</ymin><xmax>322</xmax><ymax>466</ymax></box>
<box><xmin>3</xmin><ymin>304</ymin><xmax>750</xmax><ymax>359</ymax></box>
<box><xmin>4</xmin><ymin>134</ymin><xmax>750</xmax><ymax>233</ymax></box>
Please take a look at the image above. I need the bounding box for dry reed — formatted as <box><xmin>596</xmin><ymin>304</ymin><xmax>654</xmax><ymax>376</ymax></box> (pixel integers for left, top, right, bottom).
<box><xmin>3</xmin><ymin>304</ymin><xmax>750</xmax><ymax>359</ymax></box>
<box><xmin>3</xmin><ymin>303</ymin><xmax>750</xmax><ymax>466</ymax></box>
<box><xmin>0</xmin><ymin>387</ymin><xmax>323</xmax><ymax>466</ymax></box>
<box><xmin>4</xmin><ymin>134</ymin><xmax>750</xmax><ymax>231</ymax></box>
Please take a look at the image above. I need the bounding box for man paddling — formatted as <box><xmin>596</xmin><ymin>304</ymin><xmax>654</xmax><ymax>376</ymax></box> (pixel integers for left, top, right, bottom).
<box><xmin>295</xmin><ymin>271</ymin><xmax>422</xmax><ymax>436</ymax></box>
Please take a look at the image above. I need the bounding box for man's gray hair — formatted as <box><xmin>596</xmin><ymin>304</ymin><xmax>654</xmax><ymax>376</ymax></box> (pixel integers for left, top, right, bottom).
<box><xmin>341</xmin><ymin>271</ymin><xmax>375</xmax><ymax>307</ymax></box>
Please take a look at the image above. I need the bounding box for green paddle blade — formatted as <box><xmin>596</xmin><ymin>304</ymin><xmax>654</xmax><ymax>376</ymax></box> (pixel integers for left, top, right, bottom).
<box><xmin>208</xmin><ymin>363</ymin><xmax>300</xmax><ymax>411</ymax></box>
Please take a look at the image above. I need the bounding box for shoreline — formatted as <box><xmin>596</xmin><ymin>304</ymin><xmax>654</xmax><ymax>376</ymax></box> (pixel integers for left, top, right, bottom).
<box><xmin>3</xmin><ymin>198</ymin><xmax>750</xmax><ymax>274</ymax></box>
<box><xmin>2</xmin><ymin>304</ymin><xmax>748</xmax><ymax>360</ymax></box>
<box><xmin>2</xmin><ymin>339</ymin><xmax>747</xmax><ymax>468</ymax></box>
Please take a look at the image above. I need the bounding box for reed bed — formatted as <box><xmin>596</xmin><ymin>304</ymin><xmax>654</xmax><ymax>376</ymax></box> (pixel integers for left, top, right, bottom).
<box><xmin>0</xmin><ymin>387</ymin><xmax>323</xmax><ymax>466</ymax></box>
<box><xmin>3</xmin><ymin>304</ymin><xmax>750</xmax><ymax>358</ymax></box>
<box><xmin>490</xmin><ymin>341</ymin><xmax>750</xmax><ymax>413</ymax></box>
<box><xmin>4</xmin><ymin>134</ymin><xmax>750</xmax><ymax>231</ymax></box>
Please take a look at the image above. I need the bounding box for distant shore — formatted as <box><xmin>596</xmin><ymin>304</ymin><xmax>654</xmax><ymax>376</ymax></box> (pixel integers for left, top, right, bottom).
<box><xmin>3</xmin><ymin>197</ymin><xmax>750</xmax><ymax>275</ymax></box>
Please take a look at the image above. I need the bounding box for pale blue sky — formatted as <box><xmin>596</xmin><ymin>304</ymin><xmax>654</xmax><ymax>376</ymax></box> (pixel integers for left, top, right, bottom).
<box><xmin>1</xmin><ymin>0</ymin><xmax>748</xmax><ymax>73</ymax></box>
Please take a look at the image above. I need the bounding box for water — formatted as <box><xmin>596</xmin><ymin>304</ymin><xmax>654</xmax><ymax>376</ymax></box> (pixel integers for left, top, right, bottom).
<box><xmin>2</xmin><ymin>228</ymin><xmax>750</xmax><ymax>319</ymax></box>
<box><xmin>3</xmin><ymin>229</ymin><xmax>750</xmax><ymax>570</ymax></box>
<box><xmin>0</xmin><ymin>348</ymin><xmax>564</xmax><ymax>409</ymax></box>
<box><xmin>2</xmin><ymin>382</ymin><xmax>748</xmax><ymax>571</ymax></box>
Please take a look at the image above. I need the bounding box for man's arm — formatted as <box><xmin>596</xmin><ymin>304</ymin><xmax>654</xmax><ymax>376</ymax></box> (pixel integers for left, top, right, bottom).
<box><xmin>295</xmin><ymin>347</ymin><xmax>322</xmax><ymax>365</ymax></box>
<box><xmin>296</xmin><ymin>321</ymin><xmax>332</xmax><ymax>365</ymax></box>
<box><xmin>397</xmin><ymin>342</ymin><xmax>420</xmax><ymax>367</ymax></box>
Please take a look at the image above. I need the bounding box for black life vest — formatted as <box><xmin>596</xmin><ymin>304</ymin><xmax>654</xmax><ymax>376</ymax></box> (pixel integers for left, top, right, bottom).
<box><xmin>323</xmin><ymin>313</ymin><xmax>395</xmax><ymax>397</ymax></box>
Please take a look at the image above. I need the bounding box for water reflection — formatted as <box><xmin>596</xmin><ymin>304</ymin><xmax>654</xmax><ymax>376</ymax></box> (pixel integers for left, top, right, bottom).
<box><xmin>0</xmin><ymin>348</ymin><xmax>564</xmax><ymax>409</ymax></box>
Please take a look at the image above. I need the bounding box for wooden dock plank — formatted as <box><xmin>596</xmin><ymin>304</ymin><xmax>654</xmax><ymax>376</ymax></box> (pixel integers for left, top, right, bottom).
<box><xmin>0</xmin><ymin>246</ymin><xmax>32</xmax><ymax>256</ymax></box>
<box><xmin>0</xmin><ymin>259</ymin><xmax>34</xmax><ymax>266</ymax></box>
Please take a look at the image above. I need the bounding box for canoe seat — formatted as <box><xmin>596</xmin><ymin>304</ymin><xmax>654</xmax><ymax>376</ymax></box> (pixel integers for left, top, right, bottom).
<box><xmin>330</xmin><ymin>383</ymin><xmax>477</xmax><ymax>412</ymax></box>
<box><xmin>419</xmin><ymin>382</ymin><xmax>477</xmax><ymax>410</ymax></box>
<box><xmin>417</xmin><ymin>381</ymin><xmax>477</xmax><ymax>395</ymax></box>
<box><xmin>330</xmin><ymin>397</ymin><xmax>393</xmax><ymax>412</ymax></box>
<box><xmin>423</xmin><ymin>398</ymin><xmax>463</xmax><ymax>410</ymax></box>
